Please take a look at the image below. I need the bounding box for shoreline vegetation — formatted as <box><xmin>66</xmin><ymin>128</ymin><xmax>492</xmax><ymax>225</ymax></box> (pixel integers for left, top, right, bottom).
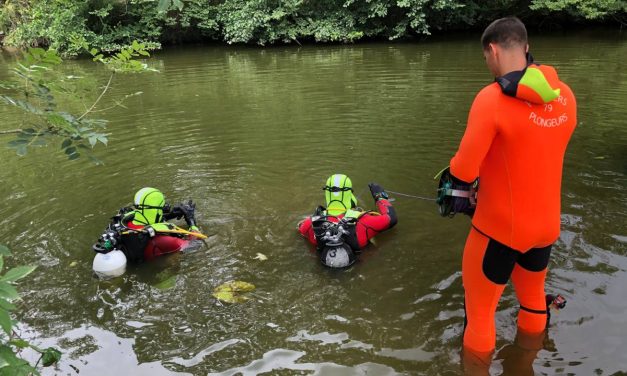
<box><xmin>0</xmin><ymin>1</ymin><xmax>625</xmax><ymax>56</ymax></box>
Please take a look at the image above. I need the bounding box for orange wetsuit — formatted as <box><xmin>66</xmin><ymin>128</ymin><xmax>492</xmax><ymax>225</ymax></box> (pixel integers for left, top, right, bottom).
<box><xmin>450</xmin><ymin>63</ymin><xmax>576</xmax><ymax>353</ymax></box>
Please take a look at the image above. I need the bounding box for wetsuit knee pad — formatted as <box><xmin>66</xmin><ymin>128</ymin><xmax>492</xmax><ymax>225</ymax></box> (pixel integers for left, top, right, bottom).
<box><xmin>517</xmin><ymin>245</ymin><xmax>551</xmax><ymax>272</ymax></box>
<box><xmin>482</xmin><ymin>239</ymin><xmax>519</xmax><ymax>285</ymax></box>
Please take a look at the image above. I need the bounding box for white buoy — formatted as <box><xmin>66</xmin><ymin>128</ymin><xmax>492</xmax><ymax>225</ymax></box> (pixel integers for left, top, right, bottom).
<box><xmin>92</xmin><ymin>250</ymin><xmax>127</xmax><ymax>278</ymax></box>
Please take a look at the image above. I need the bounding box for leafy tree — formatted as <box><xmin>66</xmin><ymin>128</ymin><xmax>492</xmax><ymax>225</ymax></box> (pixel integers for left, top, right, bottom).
<box><xmin>1</xmin><ymin>0</ymin><xmax>162</xmax><ymax>56</ymax></box>
<box><xmin>2</xmin><ymin>0</ymin><xmax>625</xmax><ymax>55</ymax></box>
<box><xmin>530</xmin><ymin>0</ymin><xmax>627</xmax><ymax>23</ymax></box>
<box><xmin>0</xmin><ymin>42</ymin><xmax>155</xmax><ymax>161</ymax></box>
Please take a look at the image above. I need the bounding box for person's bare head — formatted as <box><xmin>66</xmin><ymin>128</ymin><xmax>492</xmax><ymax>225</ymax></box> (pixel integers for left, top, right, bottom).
<box><xmin>481</xmin><ymin>17</ymin><xmax>529</xmax><ymax>76</ymax></box>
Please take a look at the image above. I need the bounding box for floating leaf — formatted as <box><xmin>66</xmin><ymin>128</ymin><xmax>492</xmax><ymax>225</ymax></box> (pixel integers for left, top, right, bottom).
<box><xmin>253</xmin><ymin>253</ymin><xmax>268</xmax><ymax>261</ymax></box>
<box><xmin>212</xmin><ymin>281</ymin><xmax>255</xmax><ymax>304</ymax></box>
<box><xmin>154</xmin><ymin>275</ymin><xmax>176</xmax><ymax>290</ymax></box>
<box><xmin>69</xmin><ymin>261</ymin><xmax>77</xmax><ymax>267</ymax></box>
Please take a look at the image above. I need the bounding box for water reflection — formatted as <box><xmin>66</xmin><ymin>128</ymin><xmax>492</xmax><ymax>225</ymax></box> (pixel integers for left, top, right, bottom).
<box><xmin>19</xmin><ymin>324</ymin><xmax>191</xmax><ymax>375</ymax></box>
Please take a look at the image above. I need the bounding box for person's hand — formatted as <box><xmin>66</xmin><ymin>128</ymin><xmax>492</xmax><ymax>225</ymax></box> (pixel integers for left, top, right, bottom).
<box><xmin>169</xmin><ymin>205</ymin><xmax>185</xmax><ymax>220</ymax></box>
<box><xmin>436</xmin><ymin>168</ymin><xmax>477</xmax><ymax>217</ymax></box>
<box><xmin>368</xmin><ymin>182</ymin><xmax>389</xmax><ymax>201</ymax></box>
<box><xmin>180</xmin><ymin>200</ymin><xmax>196</xmax><ymax>226</ymax></box>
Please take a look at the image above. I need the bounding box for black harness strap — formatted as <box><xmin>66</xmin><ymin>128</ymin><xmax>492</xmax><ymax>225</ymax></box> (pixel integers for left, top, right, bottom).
<box><xmin>519</xmin><ymin>305</ymin><xmax>546</xmax><ymax>315</ymax></box>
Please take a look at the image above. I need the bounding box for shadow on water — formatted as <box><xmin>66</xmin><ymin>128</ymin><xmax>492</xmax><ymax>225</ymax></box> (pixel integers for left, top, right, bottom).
<box><xmin>0</xmin><ymin>30</ymin><xmax>626</xmax><ymax>375</ymax></box>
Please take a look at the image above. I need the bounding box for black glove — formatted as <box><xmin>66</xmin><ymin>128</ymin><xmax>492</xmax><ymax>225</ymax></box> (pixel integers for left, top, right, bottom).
<box><xmin>180</xmin><ymin>200</ymin><xmax>196</xmax><ymax>226</ymax></box>
<box><xmin>368</xmin><ymin>182</ymin><xmax>389</xmax><ymax>201</ymax></box>
<box><xmin>436</xmin><ymin>168</ymin><xmax>477</xmax><ymax>217</ymax></box>
<box><xmin>164</xmin><ymin>205</ymin><xmax>185</xmax><ymax>220</ymax></box>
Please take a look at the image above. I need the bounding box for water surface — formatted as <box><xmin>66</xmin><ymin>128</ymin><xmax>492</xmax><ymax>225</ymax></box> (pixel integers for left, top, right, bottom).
<box><xmin>0</xmin><ymin>30</ymin><xmax>626</xmax><ymax>375</ymax></box>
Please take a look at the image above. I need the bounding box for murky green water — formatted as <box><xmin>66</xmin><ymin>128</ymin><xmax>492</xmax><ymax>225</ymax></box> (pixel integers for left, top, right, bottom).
<box><xmin>1</xmin><ymin>30</ymin><xmax>626</xmax><ymax>375</ymax></box>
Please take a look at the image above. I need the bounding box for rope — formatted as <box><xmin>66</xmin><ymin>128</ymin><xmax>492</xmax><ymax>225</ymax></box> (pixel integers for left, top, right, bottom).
<box><xmin>386</xmin><ymin>190</ymin><xmax>436</xmax><ymax>202</ymax></box>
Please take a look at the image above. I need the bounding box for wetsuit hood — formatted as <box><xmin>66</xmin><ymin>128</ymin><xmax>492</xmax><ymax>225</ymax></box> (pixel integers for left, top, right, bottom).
<box><xmin>496</xmin><ymin>61</ymin><xmax>560</xmax><ymax>104</ymax></box>
<box><xmin>323</xmin><ymin>174</ymin><xmax>357</xmax><ymax>216</ymax></box>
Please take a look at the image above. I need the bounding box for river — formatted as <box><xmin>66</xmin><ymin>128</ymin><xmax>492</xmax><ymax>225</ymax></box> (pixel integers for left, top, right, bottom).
<box><xmin>0</xmin><ymin>30</ymin><xmax>626</xmax><ymax>375</ymax></box>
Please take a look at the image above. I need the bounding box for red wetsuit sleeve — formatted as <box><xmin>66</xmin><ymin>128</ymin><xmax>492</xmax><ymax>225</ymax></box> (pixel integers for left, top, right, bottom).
<box><xmin>356</xmin><ymin>199</ymin><xmax>397</xmax><ymax>247</ymax></box>
<box><xmin>450</xmin><ymin>86</ymin><xmax>499</xmax><ymax>183</ymax></box>
<box><xmin>298</xmin><ymin>217</ymin><xmax>317</xmax><ymax>245</ymax></box>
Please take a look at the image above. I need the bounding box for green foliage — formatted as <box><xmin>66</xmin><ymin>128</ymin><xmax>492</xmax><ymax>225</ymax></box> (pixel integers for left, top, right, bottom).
<box><xmin>1</xmin><ymin>1</ymin><xmax>91</xmax><ymax>56</ymax></box>
<box><xmin>40</xmin><ymin>347</ymin><xmax>62</xmax><ymax>367</ymax></box>
<box><xmin>530</xmin><ymin>0</ymin><xmax>627</xmax><ymax>21</ymax></box>
<box><xmin>89</xmin><ymin>40</ymin><xmax>156</xmax><ymax>73</ymax></box>
<box><xmin>0</xmin><ymin>246</ymin><xmax>61</xmax><ymax>375</ymax></box>
<box><xmin>2</xmin><ymin>0</ymin><xmax>625</xmax><ymax>54</ymax></box>
<box><xmin>0</xmin><ymin>48</ymin><xmax>107</xmax><ymax>161</ymax></box>
<box><xmin>158</xmin><ymin>0</ymin><xmax>184</xmax><ymax>13</ymax></box>
<box><xmin>1</xmin><ymin>0</ymin><xmax>163</xmax><ymax>57</ymax></box>
<box><xmin>0</xmin><ymin>44</ymin><xmax>154</xmax><ymax>161</ymax></box>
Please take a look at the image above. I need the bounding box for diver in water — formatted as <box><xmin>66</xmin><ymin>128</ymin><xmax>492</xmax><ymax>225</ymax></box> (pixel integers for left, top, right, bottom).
<box><xmin>93</xmin><ymin>187</ymin><xmax>200</xmax><ymax>265</ymax></box>
<box><xmin>298</xmin><ymin>174</ymin><xmax>398</xmax><ymax>268</ymax></box>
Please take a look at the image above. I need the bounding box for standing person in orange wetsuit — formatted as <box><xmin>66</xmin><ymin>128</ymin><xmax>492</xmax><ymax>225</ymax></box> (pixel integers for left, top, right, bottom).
<box><xmin>298</xmin><ymin>174</ymin><xmax>397</xmax><ymax>268</ymax></box>
<box><xmin>447</xmin><ymin>17</ymin><xmax>577</xmax><ymax>357</ymax></box>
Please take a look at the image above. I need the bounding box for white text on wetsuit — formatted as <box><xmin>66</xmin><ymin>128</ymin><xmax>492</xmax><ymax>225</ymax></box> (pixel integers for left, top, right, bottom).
<box><xmin>529</xmin><ymin>96</ymin><xmax>568</xmax><ymax>128</ymax></box>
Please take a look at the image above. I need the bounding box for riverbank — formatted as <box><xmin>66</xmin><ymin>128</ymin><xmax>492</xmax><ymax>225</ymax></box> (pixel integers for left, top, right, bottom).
<box><xmin>1</xmin><ymin>1</ymin><xmax>625</xmax><ymax>56</ymax></box>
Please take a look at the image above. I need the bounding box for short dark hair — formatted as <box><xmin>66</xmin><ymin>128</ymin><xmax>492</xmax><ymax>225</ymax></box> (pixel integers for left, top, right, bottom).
<box><xmin>481</xmin><ymin>17</ymin><xmax>527</xmax><ymax>50</ymax></box>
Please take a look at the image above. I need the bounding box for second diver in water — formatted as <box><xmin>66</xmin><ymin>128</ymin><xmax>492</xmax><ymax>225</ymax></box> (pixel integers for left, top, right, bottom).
<box><xmin>298</xmin><ymin>174</ymin><xmax>397</xmax><ymax>268</ymax></box>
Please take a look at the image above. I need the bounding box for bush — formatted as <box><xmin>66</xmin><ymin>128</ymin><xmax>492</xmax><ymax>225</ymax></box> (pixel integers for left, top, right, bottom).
<box><xmin>1</xmin><ymin>0</ymin><xmax>625</xmax><ymax>55</ymax></box>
